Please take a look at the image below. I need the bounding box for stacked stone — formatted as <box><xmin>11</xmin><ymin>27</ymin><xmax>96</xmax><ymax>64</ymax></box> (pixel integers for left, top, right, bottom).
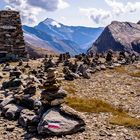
<box><xmin>44</xmin><ymin>58</ymin><xmax>55</xmax><ymax>72</ymax></box>
<box><xmin>0</xmin><ymin>10</ymin><xmax>27</xmax><ymax>60</ymax></box>
<box><xmin>41</xmin><ymin>68</ymin><xmax>67</xmax><ymax>106</ymax></box>
<box><xmin>0</xmin><ymin>65</ymin><xmax>85</xmax><ymax>136</ymax></box>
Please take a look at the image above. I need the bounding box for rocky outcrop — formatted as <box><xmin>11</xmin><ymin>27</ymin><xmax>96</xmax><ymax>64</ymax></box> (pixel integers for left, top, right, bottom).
<box><xmin>88</xmin><ymin>21</ymin><xmax>140</xmax><ymax>54</ymax></box>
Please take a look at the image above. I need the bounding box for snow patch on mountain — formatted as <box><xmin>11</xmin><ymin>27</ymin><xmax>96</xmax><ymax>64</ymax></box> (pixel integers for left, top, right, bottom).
<box><xmin>43</xmin><ymin>18</ymin><xmax>61</xmax><ymax>28</ymax></box>
<box><xmin>51</xmin><ymin>21</ymin><xmax>61</xmax><ymax>28</ymax></box>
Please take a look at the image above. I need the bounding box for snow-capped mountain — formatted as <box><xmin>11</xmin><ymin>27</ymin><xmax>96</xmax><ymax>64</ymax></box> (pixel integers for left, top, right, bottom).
<box><xmin>23</xmin><ymin>18</ymin><xmax>103</xmax><ymax>55</ymax></box>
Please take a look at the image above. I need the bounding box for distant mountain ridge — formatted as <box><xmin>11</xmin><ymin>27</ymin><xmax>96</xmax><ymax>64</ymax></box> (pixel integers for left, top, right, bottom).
<box><xmin>88</xmin><ymin>21</ymin><xmax>140</xmax><ymax>54</ymax></box>
<box><xmin>23</xmin><ymin>18</ymin><xmax>103</xmax><ymax>55</ymax></box>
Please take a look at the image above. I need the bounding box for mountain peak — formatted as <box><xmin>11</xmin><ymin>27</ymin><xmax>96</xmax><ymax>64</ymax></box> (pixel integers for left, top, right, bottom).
<box><xmin>43</xmin><ymin>18</ymin><xmax>61</xmax><ymax>28</ymax></box>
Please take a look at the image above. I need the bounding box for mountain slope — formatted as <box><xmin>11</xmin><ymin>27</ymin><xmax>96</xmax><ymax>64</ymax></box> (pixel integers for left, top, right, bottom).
<box><xmin>88</xmin><ymin>21</ymin><xmax>140</xmax><ymax>54</ymax></box>
<box><xmin>24</xmin><ymin>33</ymin><xmax>56</xmax><ymax>58</ymax></box>
<box><xmin>23</xmin><ymin>18</ymin><xmax>103</xmax><ymax>55</ymax></box>
<box><xmin>23</xmin><ymin>25</ymin><xmax>83</xmax><ymax>55</ymax></box>
<box><xmin>35</xmin><ymin>18</ymin><xmax>103</xmax><ymax>48</ymax></box>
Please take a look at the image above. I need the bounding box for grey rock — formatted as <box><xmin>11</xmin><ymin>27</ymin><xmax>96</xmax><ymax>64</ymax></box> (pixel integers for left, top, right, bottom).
<box><xmin>18</xmin><ymin>109</ymin><xmax>39</xmax><ymax>128</ymax></box>
<box><xmin>50</xmin><ymin>98</ymin><xmax>65</xmax><ymax>106</ymax></box>
<box><xmin>100</xmin><ymin>64</ymin><xmax>106</xmax><ymax>70</ymax></box>
<box><xmin>3</xmin><ymin>104</ymin><xmax>23</xmax><ymax>120</ymax></box>
<box><xmin>0</xmin><ymin>95</ymin><xmax>14</xmax><ymax>108</ymax></box>
<box><xmin>38</xmin><ymin>105</ymin><xmax>85</xmax><ymax>136</ymax></box>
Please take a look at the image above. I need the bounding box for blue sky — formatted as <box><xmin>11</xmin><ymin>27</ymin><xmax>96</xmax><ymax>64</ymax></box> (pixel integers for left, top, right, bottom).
<box><xmin>0</xmin><ymin>0</ymin><xmax>140</xmax><ymax>27</ymax></box>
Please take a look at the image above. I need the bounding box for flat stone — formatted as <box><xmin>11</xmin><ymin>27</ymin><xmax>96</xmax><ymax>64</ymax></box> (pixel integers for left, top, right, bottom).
<box><xmin>0</xmin><ymin>95</ymin><xmax>14</xmax><ymax>108</ymax></box>
<box><xmin>100</xmin><ymin>64</ymin><xmax>106</xmax><ymax>70</ymax></box>
<box><xmin>41</xmin><ymin>88</ymin><xmax>67</xmax><ymax>101</ymax></box>
<box><xmin>50</xmin><ymin>98</ymin><xmax>65</xmax><ymax>106</ymax></box>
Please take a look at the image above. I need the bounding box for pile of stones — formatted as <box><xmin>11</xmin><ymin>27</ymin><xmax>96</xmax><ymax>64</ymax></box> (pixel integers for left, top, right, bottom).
<box><xmin>61</xmin><ymin>50</ymin><xmax>140</xmax><ymax>81</ymax></box>
<box><xmin>0</xmin><ymin>66</ymin><xmax>85</xmax><ymax>137</ymax></box>
<box><xmin>0</xmin><ymin>10</ymin><xmax>27</xmax><ymax>61</ymax></box>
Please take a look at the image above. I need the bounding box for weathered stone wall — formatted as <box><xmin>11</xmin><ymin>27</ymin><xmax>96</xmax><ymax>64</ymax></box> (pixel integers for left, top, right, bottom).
<box><xmin>0</xmin><ymin>10</ymin><xmax>27</xmax><ymax>60</ymax></box>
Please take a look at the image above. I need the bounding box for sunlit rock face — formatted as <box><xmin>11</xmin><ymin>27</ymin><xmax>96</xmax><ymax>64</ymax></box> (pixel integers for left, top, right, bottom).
<box><xmin>88</xmin><ymin>21</ymin><xmax>140</xmax><ymax>54</ymax></box>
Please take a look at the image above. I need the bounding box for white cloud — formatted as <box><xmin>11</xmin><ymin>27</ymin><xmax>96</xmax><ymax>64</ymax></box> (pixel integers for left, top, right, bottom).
<box><xmin>105</xmin><ymin>0</ymin><xmax>140</xmax><ymax>15</ymax></box>
<box><xmin>4</xmin><ymin>0</ymin><xmax>69</xmax><ymax>25</ymax></box>
<box><xmin>80</xmin><ymin>8</ymin><xmax>111</xmax><ymax>24</ymax></box>
<box><xmin>80</xmin><ymin>0</ymin><xmax>140</xmax><ymax>25</ymax></box>
<box><xmin>58</xmin><ymin>0</ymin><xmax>69</xmax><ymax>9</ymax></box>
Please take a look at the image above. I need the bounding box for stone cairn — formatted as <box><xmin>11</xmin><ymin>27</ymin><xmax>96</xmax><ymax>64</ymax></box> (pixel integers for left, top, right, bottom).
<box><xmin>0</xmin><ymin>10</ymin><xmax>27</xmax><ymax>61</ymax></box>
<box><xmin>61</xmin><ymin>50</ymin><xmax>140</xmax><ymax>81</ymax></box>
<box><xmin>0</xmin><ymin>65</ymin><xmax>85</xmax><ymax>137</ymax></box>
<box><xmin>41</xmin><ymin>68</ymin><xmax>66</xmax><ymax>106</ymax></box>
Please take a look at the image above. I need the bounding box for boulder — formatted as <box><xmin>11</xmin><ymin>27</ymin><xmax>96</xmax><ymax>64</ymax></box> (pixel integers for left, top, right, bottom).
<box><xmin>2</xmin><ymin>78</ymin><xmax>22</xmax><ymax>89</ymax></box>
<box><xmin>19</xmin><ymin>109</ymin><xmax>39</xmax><ymax>129</ymax></box>
<box><xmin>3</xmin><ymin>104</ymin><xmax>23</xmax><ymax>120</ymax></box>
<box><xmin>37</xmin><ymin>106</ymin><xmax>85</xmax><ymax>136</ymax></box>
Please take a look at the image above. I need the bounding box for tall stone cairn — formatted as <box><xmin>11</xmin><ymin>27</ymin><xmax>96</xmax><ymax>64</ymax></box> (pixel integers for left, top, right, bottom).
<box><xmin>0</xmin><ymin>10</ymin><xmax>27</xmax><ymax>60</ymax></box>
<box><xmin>41</xmin><ymin>68</ymin><xmax>67</xmax><ymax>106</ymax></box>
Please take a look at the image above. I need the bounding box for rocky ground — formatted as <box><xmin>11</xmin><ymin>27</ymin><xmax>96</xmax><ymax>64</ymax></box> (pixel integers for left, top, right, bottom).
<box><xmin>0</xmin><ymin>59</ymin><xmax>140</xmax><ymax>140</ymax></box>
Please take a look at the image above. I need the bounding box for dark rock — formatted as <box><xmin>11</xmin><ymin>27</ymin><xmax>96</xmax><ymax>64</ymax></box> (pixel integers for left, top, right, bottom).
<box><xmin>24</xmin><ymin>63</ymin><xmax>31</xmax><ymax>68</ymax></box>
<box><xmin>18</xmin><ymin>109</ymin><xmax>39</xmax><ymax>128</ymax></box>
<box><xmin>137</xmin><ymin>20</ymin><xmax>140</xmax><ymax>24</ymax></box>
<box><xmin>2</xmin><ymin>78</ymin><xmax>22</xmax><ymax>89</ymax></box>
<box><xmin>6</xmin><ymin>125</ymin><xmax>15</xmax><ymax>131</ymax></box>
<box><xmin>78</xmin><ymin>64</ymin><xmax>90</xmax><ymax>79</ymax></box>
<box><xmin>44</xmin><ymin>58</ymin><xmax>56</xmax><ymax>71</ymax></box>
<box><xmin>63</xmin><ymin>67</ymin><xmax>79</xmax><ymax>81</ymax></box>
<box><xmin>10</xmin><ymin>68</ymin><xmax>22</xmax><ymax>78</ymax></box>
<box><xmin>3</xmin><ymin>104</ymin><xmax>23</xmax><ymax>120</ymax></box>
<box><xmin>14</xmin><ymin>94</ymin><xmax>35</xmax><ymax>109</ymax></box>
<box><xmin>23</xmin><ymin>84</ymin><xmax>36</xmax><ymax>95</ymax></box>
